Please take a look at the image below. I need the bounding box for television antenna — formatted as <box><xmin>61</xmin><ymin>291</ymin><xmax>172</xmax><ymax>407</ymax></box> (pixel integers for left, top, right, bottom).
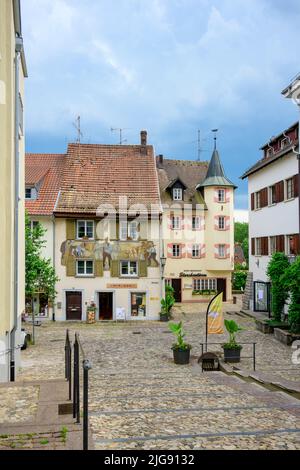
<box><xmin>73</xmin><ymin>116</ymin><xmax>83</xmax><ymax>143</ymax></box>
<box><xmin>110</xmin><ymin>127</ymin><xmax>131</xmax><ymax>145</ymax></box>
<box><xmin>196</xmin><ymin>130</ymin><xmax>208</xmax><ymax>161</ymax></box>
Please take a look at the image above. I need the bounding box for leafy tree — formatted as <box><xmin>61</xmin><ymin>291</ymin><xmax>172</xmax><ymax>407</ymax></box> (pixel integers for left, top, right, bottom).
<box><xmin>267</xmin><ymin>253</ymin><xmax>290</xmax><ymax>322</ymax></box>
<box><xmin>282</xmin><ymin>257</ymin><xmax>300</xmax><ymax>334</ymax></box>
<box><xmin>232</xmin><ymin>270</ymin><xmax>247</xmax><ymax>291</ymax></box>
<box><xmin>234</xmin><ymin>222</ymin><xmax>249</xmax><ymax>263</ymax></box>
<box><xmin>25</xmin><ymin>212</ymin><xmax>59</xmax><ymax>307</ymax></box>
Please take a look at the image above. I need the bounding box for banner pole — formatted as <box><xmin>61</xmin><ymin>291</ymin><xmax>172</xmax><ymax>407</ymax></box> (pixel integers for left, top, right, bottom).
<box><xmin>205</xmin><ymin>292</ymin><xmax>221</xmax><ymax>353</ymax></box>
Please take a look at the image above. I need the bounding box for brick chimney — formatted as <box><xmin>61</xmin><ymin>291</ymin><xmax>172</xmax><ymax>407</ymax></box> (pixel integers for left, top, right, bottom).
<box><xmin>157</xmin><ymin>154</ymin><xmax>164</xmax><ymax>168</ymax></box>
<box><xmin>140</xmin><ymin>130</ymin><xmax>147</xmax><ymax>146</ymax></box>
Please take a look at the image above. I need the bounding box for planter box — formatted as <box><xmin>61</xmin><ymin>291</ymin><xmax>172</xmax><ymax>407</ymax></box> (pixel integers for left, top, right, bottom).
<box><xmin>255</xmin><ymin>319</ymin><xmax>274</xmax><ymax>335</ymax></box>
<box><xmin>274</xmin><ymin>328</ymin><xmax>300</xmax><ymax>346</ymax></box>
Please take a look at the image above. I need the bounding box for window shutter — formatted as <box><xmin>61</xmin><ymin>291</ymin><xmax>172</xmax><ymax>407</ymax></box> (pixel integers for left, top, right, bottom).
<box><xmin>294</xmin><ymin>175</ymin><xmax>299</xmax><ymax>198</ymax></box>
<box><xmin>66</xmin><ymin>257</ymin><xmax>76</xmax><ymax>277</ymax></box>
<box><xmin>139</xmin><ymin>260</ymin><xmax>148</xmax><ymax>278</ymax></box>
<box><xmin>111</xmin><ymin>260</ymin><xmax>119</xmax><ymax>277</ymax></box>
<box><xmin>95</xmin><ymin>260</ymin><xmax>103</xmax><ymax>277</ymax></box>
<box><xmin>262</xmin><ymin>237</ymin><xmax>269</xmax><ymax>256</ymax></box>
<box><xmin>260</xmin><ymin>188</ymin><xmax>268</xmax><ymax>208</ymax></box>
<box><xmin>251</xmin><ymin>238</ymin><xmax>255</xmax><ymax>256</ymax></box>
<box><xmin>251</xmin><ymin>193</ymin><xmax>255</xmax><ymax>211</ymax></box>
<box><xmin>294</xmin><ymin>234</ymin><xmax>300</xmax><ymax>255</ymax></box>
<box><xmin>276</xmin><ymin>235</ymin><xmax>284</xmax><ymax>253</ymax></box>
<box><xmin>66</xmin><ymin>219</ymin><xmax>76</xmax><ymax>240</ymax></box>
<box><xmin>276</xmin><ymin>181</ymin><xmax>284</xmax><ymax>203</ymax></box>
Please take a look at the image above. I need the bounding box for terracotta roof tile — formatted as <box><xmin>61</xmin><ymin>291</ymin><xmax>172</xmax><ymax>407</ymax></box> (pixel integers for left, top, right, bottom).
<box><xmin>55</xmin><ymin>143</ymin><xmax>161</xmax><ymax>214</ymax></box>
<box><xmin>25</xmin><ymin>153</ymin><xmax>65</xmax><ymax>216</ymax></box>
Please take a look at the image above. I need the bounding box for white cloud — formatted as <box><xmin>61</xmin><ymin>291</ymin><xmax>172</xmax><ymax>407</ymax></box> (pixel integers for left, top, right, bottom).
<box><xmin>234</xmin><ymin>210</ymin><xmax>249</xmax><ymax>223</ymax></box>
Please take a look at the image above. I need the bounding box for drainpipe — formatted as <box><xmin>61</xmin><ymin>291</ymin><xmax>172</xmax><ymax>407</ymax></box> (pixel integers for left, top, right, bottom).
<box><xmin>52</xmin><ymin>215</ymin><xmax>56</xmax><ymax>321</ymax></box>
<box><xmin>11</xmin><ymin>36</ymin><xmax>23</xmax><ymax>382</ymax></box>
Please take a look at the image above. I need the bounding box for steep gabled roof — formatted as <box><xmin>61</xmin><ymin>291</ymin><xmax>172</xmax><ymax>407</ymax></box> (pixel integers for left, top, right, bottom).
<box><xmin>156</xmin><ymin>158</ymin><xmax>209</xmax><ymax>208</ymax></box>
<box><xmin>25</xmin><ymin>153</ymin><xmax>65</xmax><ymax>216</ymax></box>
<box><xmin>54</xmin><ymin>143</ymin><xmax>161</xmax><ymax>215</ymax></box>
<box><xmin>198</xmin><ymin>149</ymin><xmax>236</xmax><ymax>189</ymax></box>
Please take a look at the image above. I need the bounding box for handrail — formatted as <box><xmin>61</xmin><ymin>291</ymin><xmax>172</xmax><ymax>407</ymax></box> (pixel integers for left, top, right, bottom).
<box><xmin>65</xmin><ymin>330</ymin><xmax>92</xmax><ymax>451</ymax></box>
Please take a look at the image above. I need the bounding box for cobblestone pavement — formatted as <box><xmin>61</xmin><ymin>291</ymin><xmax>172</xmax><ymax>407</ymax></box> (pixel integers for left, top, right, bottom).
<box><xmin>0</xmin><ymin>385</ymin><xmax>39</xmax><ymax>425</ymax></box>
<box><xmin>17</xmin><ymin>300</ymin><xmax>300</xmax><ymax>450</ymax></box>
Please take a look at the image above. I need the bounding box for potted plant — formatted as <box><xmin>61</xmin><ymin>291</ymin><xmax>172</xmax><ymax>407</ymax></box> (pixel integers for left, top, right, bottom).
<box><xmin>160</xmin><ymin>285</ymin><xmax>175</xmax><ymax>321</ymax></box>
<box><xmin>169</xmin><ymin>321</ymin><xmax>192</xmax><ymax>364</ymax></box>
<box><xmin>222</xmin><ymin>319</ymin><xmax>243</xmax><ymax>363</ymax></box>
<box><xmin>86</xmin><ymin>300</ymin><xmax>96</xmax><ymax>324</ymax></box>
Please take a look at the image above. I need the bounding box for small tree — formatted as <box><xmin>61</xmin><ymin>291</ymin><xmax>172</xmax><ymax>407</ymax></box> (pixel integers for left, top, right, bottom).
<box><xmin>25</xmin><ymin>213</ymin><xmax>59</xmax><ymax>332</ymax></box>
<box><xmin>266</xmin><ymin>253</ymin><xmax>290</xmax><ymax>322</ymax></box>
<box><xmin>282</xmin><ymin>257</ymin><xmax>300</xmax><ymax>334</ymax></box>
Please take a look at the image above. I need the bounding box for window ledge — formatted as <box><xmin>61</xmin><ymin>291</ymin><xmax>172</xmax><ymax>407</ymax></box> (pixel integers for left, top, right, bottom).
<box><xmin>284</xmin><ymin>197</ymin><xmax>295</xmax><ymax>203</ymax></box>
<box><xmin>76</xmin><ymin>275</ymin><xmax>95</xmax><ymax>278</ymax></box>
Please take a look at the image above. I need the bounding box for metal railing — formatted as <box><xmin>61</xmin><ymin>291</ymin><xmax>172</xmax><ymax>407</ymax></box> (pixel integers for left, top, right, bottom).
<box><xmin>200</xmin><ymin>342</ymin><xmax>257</xmax><ymax>371</ymax></box>
<box><xmin>65</xmin><ymin>330</ymin><xmax>92</xmax><ymax>450</ymax></box>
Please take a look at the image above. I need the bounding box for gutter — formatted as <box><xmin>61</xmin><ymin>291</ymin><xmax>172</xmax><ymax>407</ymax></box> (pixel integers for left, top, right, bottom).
<box><xmin>11</xmin><ymin>36</ymin><xmax>23</xmax><ymax>381</ymax></box>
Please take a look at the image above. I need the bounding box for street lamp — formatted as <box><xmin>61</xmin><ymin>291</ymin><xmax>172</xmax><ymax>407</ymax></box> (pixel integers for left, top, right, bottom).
<box><xmin>160</xmin><ymin>255</ymin><xmax>167</xmax><ymax>276</ymax></box>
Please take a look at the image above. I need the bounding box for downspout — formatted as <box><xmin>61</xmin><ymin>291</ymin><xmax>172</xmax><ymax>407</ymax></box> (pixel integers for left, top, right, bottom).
<box><xmin>52</xmin><ymin>215</ymin><xmax>56</xmax><ymax>321</ymax></box>
<box><xmin>11</xmin><ymin>36</ymin><xmax>23</xmax><ymax>382</ymax></box>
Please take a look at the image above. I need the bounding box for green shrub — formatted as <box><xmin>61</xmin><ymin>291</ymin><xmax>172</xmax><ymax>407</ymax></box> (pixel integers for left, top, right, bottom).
<box><xmin>232</xmin><ymin>270</ymin><xmax>247</xmax><ymax>291</ymax></box>
<box><xmin>267</xmin><ymin>253</ymin><xmax>290</xmax><ymax>322</ymax></box>
<box><xmin>282</xmin><ymin>257</ymin><xmax>300</xmax><ymax>334</ymax></box>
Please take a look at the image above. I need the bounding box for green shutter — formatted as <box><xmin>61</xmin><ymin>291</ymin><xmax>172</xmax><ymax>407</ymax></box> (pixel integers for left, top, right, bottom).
<box><xmin>111</xmin><ymin>260</ymin><xmax>120</xmax><ymax>277</ymax></box>
<box><xmin>66</xmin><ymin>257</ymin><xmax>76</xmax><ymax>277</ymax></box>
<box><xmin>139</xmin><ymin>260</ymin><xmax>148</xmax><ymax>278</ymax></box>
<box><xmin>95</xmin><ymin>260</ymin><xmax>103</xmax><ymax>277</ymax></box>
<box><xmin>66</xmin><ymin>219</ymin><xmax>76</xmax><ymax>240</ymax></box>
<box><xmin>139</xmin><ymin>221</ymin><xmax>148</xmax><ymax>240</ymax></box>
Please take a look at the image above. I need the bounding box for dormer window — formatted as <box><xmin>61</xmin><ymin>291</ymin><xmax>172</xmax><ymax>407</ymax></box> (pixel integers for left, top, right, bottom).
<box><xmin>25</xmin><ymin>187</ymin><xmax>37</xmax><ymax>200</ymax></box>
<box><xmin>173</xmin><ymin>188</ymin><xmax>183</xmax><ymax>201</ymax></box>
<box><xmin>267</xmin><ymin>148</ymin><xmax>273</xmax><ymax>158</ymax></box>
<box><xmin>281</xmin><ymin>138</ymin><xmax>288</xmax><ymax>150</ymax></box>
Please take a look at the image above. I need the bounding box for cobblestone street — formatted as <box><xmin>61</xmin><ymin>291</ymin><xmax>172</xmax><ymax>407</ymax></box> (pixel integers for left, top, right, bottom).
<box><xmin>15</xmin><ymin>301</ymin><xmax>300</xmax><ymax>450</ymax></box>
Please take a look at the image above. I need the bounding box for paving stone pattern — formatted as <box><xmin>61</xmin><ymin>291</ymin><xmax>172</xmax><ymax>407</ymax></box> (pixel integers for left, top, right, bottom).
<box><xmin>17</xmin><ymin>301</ymin><xmax>300</xmax><ymax>450</ymax></box>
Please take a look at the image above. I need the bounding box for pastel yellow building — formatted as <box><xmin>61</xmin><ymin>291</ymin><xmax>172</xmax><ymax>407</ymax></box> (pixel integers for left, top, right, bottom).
<box><xmin>0</xmin><ymin>0</ymin><xmax>27</xmax><ymax>382</ymax></box>
<box><xmin>157</xmin><ymin>145</ymin><xmax>236</xmax><ymax>304</ymax></box>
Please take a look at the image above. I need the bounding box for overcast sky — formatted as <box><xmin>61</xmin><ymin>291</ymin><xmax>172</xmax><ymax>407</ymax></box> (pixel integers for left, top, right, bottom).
<box><xmin>22</xmin><ymin>0</ymin><xmax>300</xmax><ymax>215</ymax></box>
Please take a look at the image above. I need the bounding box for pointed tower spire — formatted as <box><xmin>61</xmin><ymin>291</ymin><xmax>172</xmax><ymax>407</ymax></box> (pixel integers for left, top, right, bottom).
<box><xmin>197</xmin><ymin>132</ymin><xmax>237</xmax><ymax>189</ymax></box>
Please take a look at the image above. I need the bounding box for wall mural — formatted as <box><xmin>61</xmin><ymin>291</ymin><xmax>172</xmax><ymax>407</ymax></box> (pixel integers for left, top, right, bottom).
<box><xmin>61</xmin><ymin>239</ymin><xmax>159</xmax><ymax>270</ymax></box>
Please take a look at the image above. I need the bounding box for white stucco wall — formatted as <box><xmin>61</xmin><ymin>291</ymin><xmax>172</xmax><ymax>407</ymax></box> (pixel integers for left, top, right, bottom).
<box><xmin>248</xmin><ymin>153</ymin><xmax>299</xmax><ymax>283</ymax></box>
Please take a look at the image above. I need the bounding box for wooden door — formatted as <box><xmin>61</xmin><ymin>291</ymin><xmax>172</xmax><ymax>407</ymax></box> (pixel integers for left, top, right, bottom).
<box><xmin>217</xmin><ymin>279</ymin><xmax>227</xmax><ymax>302</ymax></box>
<box><xmin>171</xmin><ymin>279</ymin><xmax>182</xmax><ymax>303</ymax></box>
<box><xmin>66</xmin><ymin>292</ymin><xmax>82</xmax><ymax>320</ymax></box>
<box><xmin>99</xmin><ymin>292</ymin><xmax>113</xmax><ymax>320</ymax></box>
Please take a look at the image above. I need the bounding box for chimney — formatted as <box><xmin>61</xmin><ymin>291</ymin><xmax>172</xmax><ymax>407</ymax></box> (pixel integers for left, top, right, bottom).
<box><xmin>157</xmin><ymin>154</ymin><xmax>164</xmax><ymax>168</ymax></box>
<box><xmin>140</xmin><ymin>130</ymin><xmax>147</xmax><ymax>146</ymax></box>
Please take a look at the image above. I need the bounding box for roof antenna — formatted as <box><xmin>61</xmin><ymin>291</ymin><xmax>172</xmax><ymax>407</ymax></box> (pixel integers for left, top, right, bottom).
<box><xmin>212</xmin><ymin>129</ymin><xmax>218</xmax><ymax>150</ymax></box>
<box><xmin>73</xmin><ymin>116</ymin><xmax>83</xmax><ymax>143</ymax></box>
<box><xmin>111</xmin><ymin>127</ymin><xmax>131</xmax><ymax>145</ymax></box>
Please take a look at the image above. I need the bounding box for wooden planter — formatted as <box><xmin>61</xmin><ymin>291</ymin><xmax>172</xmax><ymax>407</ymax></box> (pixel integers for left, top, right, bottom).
<box><xmin>255</xmin><ymin>319</ymin><xmax>274</xmax><ymax>335</ymax></box>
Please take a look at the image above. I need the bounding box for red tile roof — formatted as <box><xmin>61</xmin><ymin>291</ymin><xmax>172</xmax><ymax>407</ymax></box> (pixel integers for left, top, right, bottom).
<box><xmin>54</xmin><ymin>144</ymin><xmax>161</xmax><ymax>214</ymax></box>
<box><xmin>25</xmin><ymin>153</ymin><xmax>65</xmax><ymax>216</ymax></box>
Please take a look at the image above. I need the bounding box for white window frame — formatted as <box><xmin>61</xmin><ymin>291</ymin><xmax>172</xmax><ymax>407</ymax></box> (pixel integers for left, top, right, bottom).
<box><xmin>192</xmin><ymin>216</ymin><xmax>201</xmax><ymax>230</ymax></box>
<box><xmin>255</xmin><ymin>238</ymin><xmax>262</xmax><ymax>256</ymax></box>
<box><xmin>193</xmin><ymin>278</ymin><xmax>217</xmax><ymax>291</ymax></box>
<box><xmin>76</xmin><ymin>220</ymin><xmax>94</xmax><ymax>240</ymax></box>
<box><xmin>218</xmin><ymin>244</ymin><xmax>226</xmax><ymax>258</ymax></box>
<box><xmin>192</xmin><ymin>244</ymin><xmax>200</xmax><ymax>258</ymax></box>
<box><xmin>172</xmin><ymin>216</ymin><xmax>181</xmax><ymax>230</ymax></box>
<box><xmin>285</xmin><ymin>178</ymin><xmax>294</xmax><ymax>200</ymax></box>
<box><xmin>76</xmin><ymin>260</ymin><xmax>94</xmax><ymax>277</ymax></box>
<box><xmin>218</xmin><ymin>189</ymin><xmax>225</xmax><ymax>203</ymax></box>
<box><xmin>286</xmin><ymin>235</ymin><xmax>298</xmax><ymax>256</ymax></box>
<box><xmin>120</xmin><ymin>260</ymin><xmax>138</xmax><ymax>277</ymax></box>
<box><xmin>172</xmin><ymin>244</ymin><xmax>180</xmax><ymax>258</ymax></box>
<box><xmin>130</xmin><ymin>292</ymin><xmax>147</xmax><ymax>317</ymax></box>
<box><xmin>218</xmin><ymin>216</ymin><xmax>225</xmax><ymax>230</ymax></box>
<box><xmin>269</xmin><ymin>236</ymin><xmax>276</xmax><ymax>255</ymax></box>
<box><xmin>255</xmin><ymin>191</ymin><xmax>261</xmax><ymax>210</ymax></box>
<box><xmin>25</xmin><ymin>187</ymin><xmax>37</xmax><ymax>200</ymax></box>
<box><xmin>269</xmin><ymin>185</ymin><xmax>276</xmax><ymax>205</ymax></box>
<box><xmin>120</xmin><ymin>221</ymin><xmax>139</xmax><ymax>241</ymax></box>
<box><xmin>30</xmin><ymin>220</ymin><xmax>39</xmax><ymax>231</ymax></box>
<box><xmin>173</xmin><ymin>188</ymin><xmax>183</xmax><ymax>201</ymax></box>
